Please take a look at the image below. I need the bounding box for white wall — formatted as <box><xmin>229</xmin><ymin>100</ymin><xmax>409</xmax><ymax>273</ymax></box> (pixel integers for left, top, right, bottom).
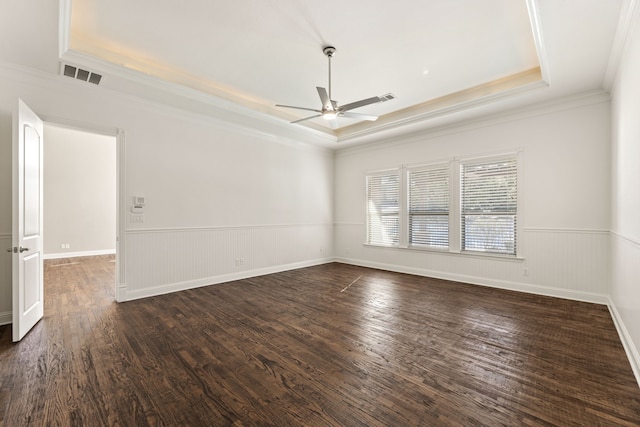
<box><xmin>43</xmin><ymin>124</ymin><xmax>116</xmax><ymax>258</ymax></box>
<box><xmin>335</xmin><ymin>95</ymin><xmax>611</xmax><ymax>302</ymax></box>
<box><xmin>610</xmin><ymin>4</ymin><xmax>640</xmax><ymax>385</ymax></box>
<box><xmin>0</xmin><ymin>63</ymin><xmax>334</xmax><ymax>321</ymax></box>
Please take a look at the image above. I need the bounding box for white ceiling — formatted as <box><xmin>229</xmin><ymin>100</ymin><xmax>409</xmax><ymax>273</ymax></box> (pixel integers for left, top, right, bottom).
<box><xmin>0</xmin><ymin>1</ymin><xmax>627</xmax><ymax>147</ymax></box>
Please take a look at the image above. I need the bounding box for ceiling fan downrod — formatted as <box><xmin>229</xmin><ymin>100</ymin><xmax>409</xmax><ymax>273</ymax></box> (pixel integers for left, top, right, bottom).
<box><xmin>323</xmin><ymin>46</ymin><xmax>336</xmax><ymax>104</ymax></box>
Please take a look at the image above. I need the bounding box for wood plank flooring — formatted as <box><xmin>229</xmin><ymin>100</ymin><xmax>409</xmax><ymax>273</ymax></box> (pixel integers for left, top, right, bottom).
<box><xmin>1</xmin><ymin>256</ymin><xmax>639</xmax><ymax>426</ymax></box>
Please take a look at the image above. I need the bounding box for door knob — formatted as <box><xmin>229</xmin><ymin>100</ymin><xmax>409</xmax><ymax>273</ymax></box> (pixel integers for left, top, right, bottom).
<box><xmin>5</xmin><ymin>247</ymin><xmax>28</xmax><ymax>253</ymax></box>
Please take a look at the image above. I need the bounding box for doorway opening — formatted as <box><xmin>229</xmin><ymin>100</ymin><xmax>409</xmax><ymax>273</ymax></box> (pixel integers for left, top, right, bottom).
<box><xmin>42</xmin><ymin>123</ymin><xmax>118</xmax><ymax>300</ymax></box>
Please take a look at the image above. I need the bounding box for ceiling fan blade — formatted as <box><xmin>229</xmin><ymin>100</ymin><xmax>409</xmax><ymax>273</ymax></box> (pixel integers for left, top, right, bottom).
<box><xmin>316</xmin><ymin>87</ymin><xmax>332</xmax><ymax>110</ymax></box>
<box><xmin>291</xmin><ymin>114</ymin><xmax>322</xmax><ymax>124</ymax></box>
<box><xmin>276</xmin><ymin>104</ymin><xmax>323</xmax><ymax>114</ymax></box>
<box><xmin>341</xmin><ymin>112</ymin><xmax>379</xmax><ymax>121</ymax></box>
<box><xmin>339</xmin><ymin>96</ymin><xmax>383</xmax><ymax>112</ymax></box>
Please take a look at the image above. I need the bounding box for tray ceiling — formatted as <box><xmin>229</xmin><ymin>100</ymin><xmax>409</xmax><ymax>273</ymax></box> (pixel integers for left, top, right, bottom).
<box><xmin>56</xmin><ymin>0</ymin><xmax>623</xmax><ymax>144</ymax></box>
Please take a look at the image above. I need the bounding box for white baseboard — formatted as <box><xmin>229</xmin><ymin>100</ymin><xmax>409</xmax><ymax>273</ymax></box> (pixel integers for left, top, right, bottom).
<box><xmin>44</xmin><ymin>249</ymin><xmax>116</xmax><ymax>260</ymax></box>
<box><xmin>0</xmin><ymin>311</ymin><xmax>11</xmax><ymax>326</ymax></box>
<box><xmin>334</xmin><ymin>257</ymin><xmax>610</xmax><ymax>305</ymax></box>
<box><xmin>120</xmin><ymin>257</ymin><xmax>335</xmax><ymax>302</ymax></box>
<box><xmin>608</xmin><ymin>299</ymin><xmax>640</xmax><ymax>388</ymax></box>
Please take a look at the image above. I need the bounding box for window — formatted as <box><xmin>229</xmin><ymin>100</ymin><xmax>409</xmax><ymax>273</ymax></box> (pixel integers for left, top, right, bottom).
<box><xmin>366</xmin><ymin>172</ymin><xmax>400</xmax><ymax>246</ymax></box>
<box><xmin>408</xmin><ymin>166</ymin><xmax>449</xmax><ymax>248</ymax></box>
<box><xmin>365</xmin><ymin>152</ymin><xmax>519</xmax><ymax>257</ymax></box>
<box><xmin>461</xmin><ymin>158</ymin><xmax>517</xmax><ymax>255</ymax></box>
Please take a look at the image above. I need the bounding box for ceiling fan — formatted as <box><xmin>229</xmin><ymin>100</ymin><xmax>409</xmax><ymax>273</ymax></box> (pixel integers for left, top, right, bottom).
<box><xmin>276</xmin><ymin>46</ymin><xmax>395</xmax><ymax>129</ymax></box>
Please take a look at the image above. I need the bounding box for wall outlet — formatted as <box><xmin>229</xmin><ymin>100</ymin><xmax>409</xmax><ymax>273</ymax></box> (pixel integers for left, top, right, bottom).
<box><xmin>235</xmin><ymin>258</ymin><xmax>245</xmax><ymax>266</ymax></box>
<box><xmin>60</xmin><ymin>243</ymin><xmax>70</xmax><ymax>249</ymax></box>
<box><xmin>523</xmin><ymin>267</ymin><xmax>529</xmax><ymax>276</ymax></box>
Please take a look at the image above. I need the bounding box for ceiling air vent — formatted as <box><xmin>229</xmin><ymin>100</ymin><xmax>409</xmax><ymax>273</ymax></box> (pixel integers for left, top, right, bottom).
<box><xmin>379</xmin><ymin>93</ymin><xmax>396</xmax><ymax>102</ymax></box>
<box><xmin>62</xmin><ymin>64</ymin><xmax>102</xmax><ymax>85</ymax></box>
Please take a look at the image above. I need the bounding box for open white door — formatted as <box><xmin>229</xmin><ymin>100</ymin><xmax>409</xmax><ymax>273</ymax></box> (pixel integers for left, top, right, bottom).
<box><xmin>11</xmin><ymin>99</ymin><xmax>44</xmax><ymax>342</ymax></box>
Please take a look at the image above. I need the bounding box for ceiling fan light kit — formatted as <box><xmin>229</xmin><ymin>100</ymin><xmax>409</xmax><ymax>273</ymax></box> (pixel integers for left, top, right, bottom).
<box><xmin>276</xmin><ymin>46</ymin><xmax>395</xmax><ymax>128</ymax></box>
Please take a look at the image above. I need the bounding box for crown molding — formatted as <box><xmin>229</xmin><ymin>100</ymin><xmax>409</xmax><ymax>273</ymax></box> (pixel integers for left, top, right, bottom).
<box><xmin>335</xmin><ymin>69</ymin><xmax>547</xmax><ymax>144</ymax></box>
<box><xmin>59</xmin><ymin>49</ymin><xmax>339</xmax><ymax>148</ymax></box>
<box><xmin>526</xmin><ymin>0</ymin><xmax>551</xmax><ymax>84</ymax></box>
<box><xmin>60</xmin><ymin>47</ymin><xmax>552</xmax><ymax>151</ymax></box>
<box><xmin>603</xmin><ymin>0</ymin><xmax>640</xmax><ymax>91</ymax></box>
<box><xmin>0</xmin><ymin>60</ymin><xmax>337</xmax><ymax>154</ymax></box>
<box><xmin>335</xmin><ymin>89</ymin><xmax>610</xmax><ymax>157</ymax></box>
<box><xmin>58</xmin><ymin>0</ymin><xmax>72</xmax><ymax>58</ymax></box>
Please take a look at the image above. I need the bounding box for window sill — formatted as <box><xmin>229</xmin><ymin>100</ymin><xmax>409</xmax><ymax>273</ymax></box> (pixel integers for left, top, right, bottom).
<box><xmin>363</xmin><ymin>243</ymin><xmax>524</xmax><ymax>262</ymax></box>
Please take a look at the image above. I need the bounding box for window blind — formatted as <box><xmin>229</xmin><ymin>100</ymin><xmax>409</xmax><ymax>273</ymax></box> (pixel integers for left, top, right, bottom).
<box><xmin>461</xmin><ymin>158</ymin><xmax>517</xmax><ymax>255</ymax></box>
<box><xmin>366</xmin><ymin>173</ymin><xmax>400</xmax><ymax>246</ymax></box>
<box><xmin>408</xmin><ymin>167</ymin><xmax>449</xmax><ymax>248</ymax></box>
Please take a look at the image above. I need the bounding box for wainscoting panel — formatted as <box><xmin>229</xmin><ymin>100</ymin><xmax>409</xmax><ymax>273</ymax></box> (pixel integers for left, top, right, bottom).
<box><xmin>521</xmin><ymin>228</ymin><xmax>609</xmax><ymax>296</ymax></box>
<box><xmin>610</xmin><ymin>232</ymin><xmax>640</xmax><ymax>387</ymax></box>
<box><xmin>0</xmin><ymin>234</ymin><xmax>12</xmax><ymax>325</ymax></box>
<box><xmin>334</xmin><ymin>224</ymin><xmax>609</xmax><ymax>303</ymax></box>
<box><xmin>122</xmin><ymin>224</ymin><xmax>333</xmax><ymax>300</ymax></box>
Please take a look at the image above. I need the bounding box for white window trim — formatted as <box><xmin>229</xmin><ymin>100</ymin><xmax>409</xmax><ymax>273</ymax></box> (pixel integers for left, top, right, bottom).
<box><xmin>363</xmin><ymin>150</ymin><xmax>523</xmax><ymax>259</ymax></box>
<box><xmin>458</xmin><ymin>151</ymin><xmax>521</xmax><ymax>258</ymax></box>
<box><xmin>365</xmin><ymin>168</ymin><xmax>401</xmax><ymax>247</ymax></box>
<box><xmin>406</xmin><ymin>161</ymin><xmax>452</xmax><ymax>250</ymax></box>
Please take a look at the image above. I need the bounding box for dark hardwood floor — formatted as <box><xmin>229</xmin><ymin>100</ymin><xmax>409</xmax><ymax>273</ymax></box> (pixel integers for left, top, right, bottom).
<box><xmin>1</xmin><ymin>256</ymin><xmax>639</xmax><ymax>426</ymax></box>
